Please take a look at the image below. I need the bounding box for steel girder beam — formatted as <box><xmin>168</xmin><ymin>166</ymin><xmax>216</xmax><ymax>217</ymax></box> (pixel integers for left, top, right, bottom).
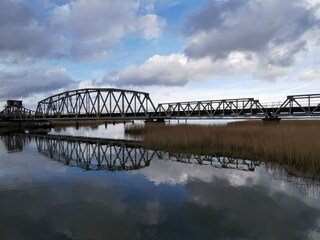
<box><xmin>35</xmin><ymin>88</ymin><xmax>156</xmax><ymax>120</ymax></box>
<box><xmin>153</xmin><ymin>98</ymin><xmax>266</xmax><ymax>119</ymax></box>
<box><xmin>275</xmin><ymin>94</ymin><xmax>320</xmax><ymax>116</ymax></box>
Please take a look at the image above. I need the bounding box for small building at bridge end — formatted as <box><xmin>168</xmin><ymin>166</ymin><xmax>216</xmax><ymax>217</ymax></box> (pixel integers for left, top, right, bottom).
<box><xmin>7</xmin><ymin>100</ymin><xmax>23</xmax><ymax>108</ymax></box>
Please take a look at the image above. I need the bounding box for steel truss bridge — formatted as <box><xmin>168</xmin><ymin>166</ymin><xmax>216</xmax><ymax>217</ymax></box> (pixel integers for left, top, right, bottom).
<box><xmin>0</xmin><ymin>133</ymin><xmax>259</xmax><ymax>172</ymax></box>
<box><xmin>1</xmin><ymin>88</ymin><xmax>320</xmax><ymax>121</ymax></box>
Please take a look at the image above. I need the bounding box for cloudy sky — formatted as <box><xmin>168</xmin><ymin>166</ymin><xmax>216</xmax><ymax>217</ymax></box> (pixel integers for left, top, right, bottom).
<box><xmin>1</xmin><ymin>0</ymin><xmax>320</xmax><ymax>108</ymax></box>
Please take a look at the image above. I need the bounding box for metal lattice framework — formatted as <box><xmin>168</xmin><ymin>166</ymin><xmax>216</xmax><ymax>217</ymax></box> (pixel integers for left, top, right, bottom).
<box><xmin>35</xmin><ymin>135</ymin><xmax>153</xmax><ymax>171</ymax></box>
<box><xmin>35</xmin><ymin>88</ymin><xmax>156</xmax><ymax>120</ymax></box>
<box><xmin>152</xmin><ymin>98</ymin><xmax>267</xmax><ymax>119</ymax></box>
<box><xmin>275</xmin><ymin>94</ymin><xmax>320</xmax><ymax>117</ymax></box>
<box><xmin>0</xmin><ymin>106</ymin><xmax>35</xmax><ymax>120</ymax></box>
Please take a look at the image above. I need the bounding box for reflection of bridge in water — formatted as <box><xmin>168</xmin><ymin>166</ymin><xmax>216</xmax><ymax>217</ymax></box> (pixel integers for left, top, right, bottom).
<box><xmin>35</xmin><ymin>135</ymin><xmax>153</xmax><ymax>171</ymax></box>
<box><xmin>1</xmin><ymin>133</ymin><xmax>260</xmax><ymax>172</ymax></box>
<box><xmin>156</xmin><ymin>152</ymin><xmax>259</xmax><ymax>171</ymax></box>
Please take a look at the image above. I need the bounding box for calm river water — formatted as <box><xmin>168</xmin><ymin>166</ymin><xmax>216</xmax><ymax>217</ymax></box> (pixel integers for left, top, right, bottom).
<box><xmin>0</xmin><ymin>123</ymin><xmax>319</xmax><ymax>240</ymax></box>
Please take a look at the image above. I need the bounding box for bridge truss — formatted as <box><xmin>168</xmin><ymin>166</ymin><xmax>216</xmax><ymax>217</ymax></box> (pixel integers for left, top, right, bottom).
<box><xmin>0</xmin><ymin>105</ymin><xmax>35</xmax><ymax>120</ymax></box>
<box><xmin>152</xmin><ymin>98</ymin><xmax>266</xmax><ymax>119</ymax></box>
<box><xmin>275</xmin><ymin>94</ymin><xmax>320</xmax><ymax>117</ymax></box>
<box><xmin>35</xmin><ymin>88</ymin><xmax>156</xmax><ymax>120</ymax></box>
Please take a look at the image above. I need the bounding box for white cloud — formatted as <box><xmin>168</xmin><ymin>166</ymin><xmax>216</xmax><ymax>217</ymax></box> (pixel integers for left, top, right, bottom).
<box><xmin>115</xmin><ymin>53</ymin><xmax>209</xmax><ymax>86</ymax></box>
<box><xmin>98</xmin><ymin>0</ymin><xmax>320</xmax><ymax>87</ymax></box>
<box><xmin>49</xmin><ymin>0</ymin><xmax>165</xmax><ymax>61</ymax></box>
<box><xmin>102</xmin><ymin>50</ymin><xmax>295</xmax><ymax>86</ymax></box>
<box><xmin>137</xmin><ymin>14</ymin><xmax>165</xmax><ymax>40</ymax></box>
<box><xmin>0</xmin><ymin>0</ymin><xmax>165</xmax><ymax>62</ymax></box>
<box><xmin>182</xmin><ymin>0</ymin><xmax>320</xmax><ymax>80</ymax></box>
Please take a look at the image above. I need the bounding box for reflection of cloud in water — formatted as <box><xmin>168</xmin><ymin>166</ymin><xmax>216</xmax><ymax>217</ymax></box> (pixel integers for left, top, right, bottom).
<box><xmin>0</xmin><ymin>176</ymin><xmax>165</xmax><ymax>240</ymax></box>
<box><xmin>0</xmin><ymin>142</ymin><xmax>68</xmax><ymax>190</ymax></box>
<box><xmin>184</xmin><ymin>177</ymin><xmax>320</xmax><ymax>240</ymax></box>
<box><xmin>0</xmin><ymin>174</ymin><xmax>318</xmax><ymax>240</ymax></box>
<box><xmin>140</xmin><ymin>156</ymin><xmax>264</xmax><ymax>187</ymax></box>
<box><xmin>140</xmin><ymin>157</ymin><xmax>320</xmax><ymax>202</ymax></box>
<box><xmin>50</xmin><ymin>123</ymin><xmax>133</xmax><ymax>140</ymax></box>
<box><xmin>138</xmin><ymin>158</ymin><xmax>216</xmax><ymax>185</ymax></box>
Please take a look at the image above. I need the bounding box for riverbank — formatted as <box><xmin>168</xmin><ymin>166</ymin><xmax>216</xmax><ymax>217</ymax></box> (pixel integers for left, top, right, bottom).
<box><xmin>125</xmin><ymin>120</ymin><xmax>320</xmax><ymax>179</ymax></box>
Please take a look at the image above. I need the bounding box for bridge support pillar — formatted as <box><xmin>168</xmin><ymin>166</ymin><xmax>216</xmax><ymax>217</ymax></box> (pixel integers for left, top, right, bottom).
<box><xmin>262</xmin><ymin>116</ymin><xmax>281</xmax><ymax>124</ymax></box>
<box><xmin>145</xmin><ymin>118</ymin><xmax>165</xmax><ymax>124</ymax></box>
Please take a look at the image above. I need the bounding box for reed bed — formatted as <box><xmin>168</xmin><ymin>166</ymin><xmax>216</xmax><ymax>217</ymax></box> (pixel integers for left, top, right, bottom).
<box><xmin>125</xmin><ymin>121</ymin><xmax>320</xmax><ymax>178</ymax></box>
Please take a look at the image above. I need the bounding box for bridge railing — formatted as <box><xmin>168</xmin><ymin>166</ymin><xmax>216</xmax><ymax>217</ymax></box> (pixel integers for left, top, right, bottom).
<box><xmin>152</xmin><ymin>98</ymin><xmax>267</xmax><ymax>119</ymax></box>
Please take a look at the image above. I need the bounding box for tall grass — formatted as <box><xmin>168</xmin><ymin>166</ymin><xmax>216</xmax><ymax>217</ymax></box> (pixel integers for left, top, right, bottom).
<box><xmin>125</xmin><ymin>121</ymin><xmax>320</xmax><ymax>178</ymax></box>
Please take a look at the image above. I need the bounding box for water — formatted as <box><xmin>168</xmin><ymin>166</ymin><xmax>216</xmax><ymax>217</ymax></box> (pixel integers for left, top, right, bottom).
<box><xmin>0</xmin><ymin>124</ymin><xmax>319</xmax><ymax>240</ymax></box>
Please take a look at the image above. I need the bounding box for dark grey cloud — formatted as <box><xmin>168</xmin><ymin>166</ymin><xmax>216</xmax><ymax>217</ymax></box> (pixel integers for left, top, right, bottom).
<box><xmin>184</xmin><ymin>0</ymin><xmax>247</xmax><ymax>36</ymax></box>
<box><xmin>0</xmin><ymin>68</ymin><xmax>76</xmax><ymax>99</ymax></box>
<box><xmin>183</xmin><ymin>0</ymin><xmax>320</xmax><ymax>66</ymax></box>
<box><xmin>0</xmin><ymin>0</ymin><xmax>64</xmax><ymax>63</ymax></box>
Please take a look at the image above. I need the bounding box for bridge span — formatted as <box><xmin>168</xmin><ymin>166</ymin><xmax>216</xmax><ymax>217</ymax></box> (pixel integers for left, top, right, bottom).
<box><xmin>1</xmin><ymin>88</ymin><xmax>320</xmax><ymax>122</ymax></box>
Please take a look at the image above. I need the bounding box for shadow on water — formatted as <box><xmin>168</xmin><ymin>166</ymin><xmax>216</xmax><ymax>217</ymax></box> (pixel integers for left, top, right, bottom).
<box><xmin>0</xmin><ymin>133</ymin><xmax>260</xmax><ymax>172</ymax></box>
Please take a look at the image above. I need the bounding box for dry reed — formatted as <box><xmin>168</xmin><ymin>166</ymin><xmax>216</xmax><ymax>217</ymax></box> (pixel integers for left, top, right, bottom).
<box><xmin>125</xmin><ymin>121</ymin><xmax>320</xmax><ymax>178</ymax></box>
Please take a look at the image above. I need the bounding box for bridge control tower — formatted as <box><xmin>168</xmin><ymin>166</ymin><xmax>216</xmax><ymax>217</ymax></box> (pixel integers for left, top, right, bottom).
<box><xmin>7</xmin><ymin>100</ymin><xmax>23</xmax><ymax>108</ymax></box>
